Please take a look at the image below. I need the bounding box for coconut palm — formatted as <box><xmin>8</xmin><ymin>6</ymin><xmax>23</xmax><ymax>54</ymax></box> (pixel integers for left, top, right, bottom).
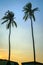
<box><xmin>23</xmin><ymin>2</ymin><xmax>38</xmax><ymax>62</ymax></box>
<box><xmin>1</xmin><ymin>10</ymin><xmax>17</xmax><ymax>61</ymax></box>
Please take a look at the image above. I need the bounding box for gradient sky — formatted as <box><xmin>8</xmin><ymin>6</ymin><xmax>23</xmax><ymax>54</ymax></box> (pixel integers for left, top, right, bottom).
<box><xmin>0</xmin><ymin>0</ymin><xmax>43</xmax><ymax>65</ymax></box>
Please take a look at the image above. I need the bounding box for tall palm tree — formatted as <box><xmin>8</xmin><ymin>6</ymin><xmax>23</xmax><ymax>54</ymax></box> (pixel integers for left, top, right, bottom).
<box><xmin>23</xmin><ymin>2</ymin><xmax>38</xmax><ymax>62</ymax></box>
<box><xmin>1</xmin><ymin>10</ymin><xmax>17</xmax><ymax>61</ymax></box>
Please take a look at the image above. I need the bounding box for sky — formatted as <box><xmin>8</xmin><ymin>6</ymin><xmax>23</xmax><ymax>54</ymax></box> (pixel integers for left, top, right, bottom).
<box><xmin>0</xmin><ymin>0</ymin><xmax>43</xmax><ymax>65</ymax></box>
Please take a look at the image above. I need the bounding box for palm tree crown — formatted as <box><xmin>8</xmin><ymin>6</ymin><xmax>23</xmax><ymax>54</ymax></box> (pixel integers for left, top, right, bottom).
<box><xmin>23</xmin><ymin>2</ymin><xmax>38</xmax><ymax>21</ymax></box>
<box><xmin>1</xmin><ymin>10</ymin><xmax>17</xmax><ymax>29</ymax></box>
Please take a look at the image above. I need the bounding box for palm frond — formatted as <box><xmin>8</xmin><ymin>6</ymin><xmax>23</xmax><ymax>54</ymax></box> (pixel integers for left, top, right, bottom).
<box><xmin>2</xmin><ymin>16</ymin><xmax>8</xmax><ymax>19</ymax></box>
<box><xmin>13</xmin><ymin>21</ymin><xmax>17</xmax><ymax>27</ymax></box>
<box><xmin>1</xmin><ymin>20</ymin><xmax>8</xmax><ymax>24</ymax></box>
<box><xmin>23</xmin><ymin>7</ymin><xmax>29</xmax><ymax>11</ymax></box>
<box><xmin>11</xmin><ymin>21</ymin><xmax>14</xmax><ymax>27</ymax></box>
<box><xmin>26</xmin><ymin>2</ymin><xmax>32</xmax><ymax>9</ymax></box>
<box><xmin>23</xmin><ymin>7</ymin><xmax>30</xmax><ymax>13</ymax></box>
<box><xmin>23</xmin><ymin>2</ymin><xmax>32</xmax><ymax>13</ymax></box>
<box><xmin>32</xmin><ymin>7</ymin><xmax>39</xmax><ymax>12</ymax></box>
<box><xmin>23</xmin><ymin>13</ymin><xmax>28</xmax><ymax>21</ymax></box>
<box><xmin>32</xmin><ymin>14</ymin><xmax>35</xmax><ymax>21</ymax></box>
<box><xmin>7</xmin><ymin>21</ymin><xmax>11</xmax><ymax>29</ymax></box>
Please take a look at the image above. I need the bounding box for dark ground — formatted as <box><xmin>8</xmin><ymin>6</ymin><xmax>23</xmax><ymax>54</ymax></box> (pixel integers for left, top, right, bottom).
<box><xmin>0</xmin><ymin>59</ymin><xmax>19</xmax><ymax>65</ymax></box>
<box><xmin>0</xmin><ymin>59</ymin><xmax>43</xmax><ymax>65</ymax></box>
<box><xmin>22</xmin><ymin>62</ymin><xmax>43</xmax><ymax>65</ymax></box>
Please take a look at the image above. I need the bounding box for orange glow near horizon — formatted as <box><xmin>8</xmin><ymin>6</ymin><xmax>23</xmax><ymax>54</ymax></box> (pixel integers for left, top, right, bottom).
<box><xmin>0</xmin><ymin>49</ymin><xmax>8</xmax><ymax>59</ymax></box>
<box><xmin>0</xmin><ymin>49</ymin><xmax>43</xmax><ymax>65</ymax></box>
<box><xmin>0</xmin><ymin>49</ymin><xmax>33</xmax><ymax>65</ymax></box>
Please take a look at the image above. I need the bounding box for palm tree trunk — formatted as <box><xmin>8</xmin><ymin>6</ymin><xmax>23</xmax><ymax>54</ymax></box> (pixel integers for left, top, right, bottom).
<box><xmin>9</xmin><ymin>25</ymin><xmax>11</xmax><ymax>61</ymax></box>
<box><xmin>31</xmin><ymin>18</ymin><xmax>36</xmax><ymax>62</ymax></box>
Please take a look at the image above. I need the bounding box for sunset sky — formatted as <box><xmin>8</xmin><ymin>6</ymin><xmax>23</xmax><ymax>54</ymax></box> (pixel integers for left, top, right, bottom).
<box><xmin>0</xmin><ymin>0</ymin><xmax>43</xmax><ymax>65</ymax></box>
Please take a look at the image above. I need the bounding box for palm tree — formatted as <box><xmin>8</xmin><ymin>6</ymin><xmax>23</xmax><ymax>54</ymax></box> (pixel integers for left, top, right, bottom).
<box><xmin>23</xmin><ymin>2</ymin><xmax>38</xmax><ymax>62</ymax></box>
<box><xmin>1</xmin><ymin>10</ymin><xmax>17</xmax><ymax>61</ymax></box>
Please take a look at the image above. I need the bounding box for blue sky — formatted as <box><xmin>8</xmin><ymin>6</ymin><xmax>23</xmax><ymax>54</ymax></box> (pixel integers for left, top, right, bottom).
<box><xmin>0</xmin><ymin>0</ymin><xmax>43</xmax><ymax>63</ymax></box>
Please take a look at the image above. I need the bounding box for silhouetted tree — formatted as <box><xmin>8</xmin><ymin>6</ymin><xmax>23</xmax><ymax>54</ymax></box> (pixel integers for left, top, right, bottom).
<box><xmin>23</xmin><ymin>2</ymin><xmax>38</xmax><ymax>62</ymax></box>
<box><xmin>1</xmin><ymin>10</ymin><xmax>17</xmax><ymax>61</ymax></box>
